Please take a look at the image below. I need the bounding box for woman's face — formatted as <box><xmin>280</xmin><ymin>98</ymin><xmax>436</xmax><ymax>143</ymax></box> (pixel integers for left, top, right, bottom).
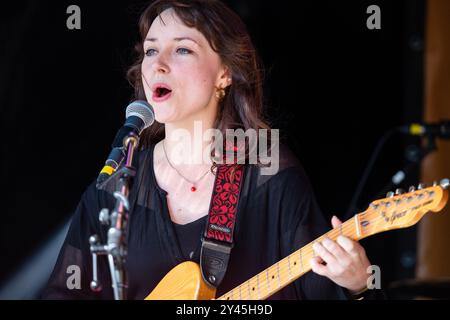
<box><xmin>141</xmin><ymin>8</ymin><xmax>230</xmax><ymax>125</ymax></box>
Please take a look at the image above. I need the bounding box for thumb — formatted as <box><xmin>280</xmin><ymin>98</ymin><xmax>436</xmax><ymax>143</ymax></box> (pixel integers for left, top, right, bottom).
<box><xmin>331</xmin><ymin>215</ymin><xmax>343</xmax><ymax>228</ymax></box>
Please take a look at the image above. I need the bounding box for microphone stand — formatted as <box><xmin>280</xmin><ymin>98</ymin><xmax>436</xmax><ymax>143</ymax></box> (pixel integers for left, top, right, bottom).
<box><xmin>89</xmin><ymin>132</ymin><xmax>139</xmax><ymax>300</ymax></box>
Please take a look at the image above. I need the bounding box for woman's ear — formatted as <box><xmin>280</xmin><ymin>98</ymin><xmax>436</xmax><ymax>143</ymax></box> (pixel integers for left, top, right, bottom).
<box><xmin>216</xmin><ymin>66</ymin><xmax>232</xmax><ymax>89</ymax></box>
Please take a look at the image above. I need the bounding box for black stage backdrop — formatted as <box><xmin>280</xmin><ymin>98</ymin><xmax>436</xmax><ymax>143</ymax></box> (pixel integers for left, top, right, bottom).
<box><xmin>0</xmin><ymin>0</ymin><xmax>425</xmax><ymax>296</ymax></box>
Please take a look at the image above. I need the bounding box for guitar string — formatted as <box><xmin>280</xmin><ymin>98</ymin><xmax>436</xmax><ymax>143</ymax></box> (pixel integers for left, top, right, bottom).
<box><xmin>206</xmin><ymin>189</ymin><xmax>439</xmax><ymax>299</ymax></box>
<box><xmin>218</xmin><ymin>221</ymin><xmax>361</xmax><ymax>300</ymax></box>
<box><xmin>218</xmin><ymin>214</ymin><xmax>388</xmax><ymax>300</ymax></box>
<box><xmin>217</xmin><ymin>195</ymin><xmax>437</xmax><ymax>300</ymax></box>
<box><xmin>219</xmin><ymin>210</ymin><xmax>423</xmax><ymax>300</ymax></box>
<box><xmin>220</xmin><ymin>208</ymin><xmax>421</xmax><ymax>300</ymax></box>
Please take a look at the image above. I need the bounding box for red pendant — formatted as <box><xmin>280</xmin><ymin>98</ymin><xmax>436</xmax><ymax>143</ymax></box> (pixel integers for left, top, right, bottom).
<box><xmin>191</xmin><ymin>186</ymin><xmax>197</xmax><ymax>192</ymax></box>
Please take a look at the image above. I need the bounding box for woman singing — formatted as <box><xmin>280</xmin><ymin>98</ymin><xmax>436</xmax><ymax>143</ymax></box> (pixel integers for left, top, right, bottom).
<box><xmin>42</xmin><ymin>0</ymin><xmax>376</xmax><ymax>300</ymax></box>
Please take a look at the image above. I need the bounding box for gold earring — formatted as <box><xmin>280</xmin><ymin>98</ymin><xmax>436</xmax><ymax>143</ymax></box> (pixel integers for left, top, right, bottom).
<box><xmin>215</xmin><ymin>87</ymin><xmax>226</xmax><ymax>100</ymax></box>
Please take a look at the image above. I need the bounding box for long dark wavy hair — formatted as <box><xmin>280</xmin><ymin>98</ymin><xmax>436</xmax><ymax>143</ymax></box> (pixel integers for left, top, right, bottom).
<box><xmin>127</xmin><ymin>0</ymin><xmax>272</xmax><ymax>167</ymax></box>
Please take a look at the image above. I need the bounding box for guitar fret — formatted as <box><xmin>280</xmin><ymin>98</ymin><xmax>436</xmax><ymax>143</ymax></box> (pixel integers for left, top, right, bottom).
<box><xmin>299</xmin><ymin>249</ymin><xmax>304</xmax><ymax>272</ymax></box>
<box><xmin>239</xmin><ymin>284</ymin><xmax>242</xmax><ymax>300</ymax></box>
<box><xmin>247</xmin><ymin>281</ymin><xmax>251</xmax><ymax>300</ymax></box>
<box><xmin>339</xmin><ymin>224</ymin><xmax>343</xmax><ymax>236</ymax></box>
<box><xmin>277</xmin><ymin>263</ymin><xmax>281</xmax><ymax>288</ymax></box>
<box><xmin>266</xmin><ymin>269</ymin><xmax>271</xmax><ymax>292</ymax></box>
<box><xmin>249</xmin><ymin>277</ymin><xmax>257</xmax><ymax>299</ymax></box>
<box><xmin>287</xmin><ymin>256</ymin><xmax>292</xmax><ymax>279</ymax></box>
<box><xmin>354</xmin><ymin>214</ymin><xmax>361</xmax><ymax>237</ymax></box>
<box><xmin>256</xmin><ymin>274</ymin><xmax>261</xmax><ymax>299</ymax></box>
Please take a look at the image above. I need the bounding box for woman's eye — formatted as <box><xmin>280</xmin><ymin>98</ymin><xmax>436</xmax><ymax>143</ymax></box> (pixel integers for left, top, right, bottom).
<box><xmin>176</xmin><ymin>47</ymin><xmax>193</xmax><ymax>55</ymax></box>
<box><xmin>145</xmin><ymin>48</ymin><xmax>157</xmax><ymax>57</ymax></box>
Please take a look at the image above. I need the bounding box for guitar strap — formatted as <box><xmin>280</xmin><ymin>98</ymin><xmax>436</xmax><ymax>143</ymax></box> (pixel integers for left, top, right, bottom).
<box><xmin>200</xmin><ymin>163</ymin><xmax>246</xmax><ymax>288</ymax></box>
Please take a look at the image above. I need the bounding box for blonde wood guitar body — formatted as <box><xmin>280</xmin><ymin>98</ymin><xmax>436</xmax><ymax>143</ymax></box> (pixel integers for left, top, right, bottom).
<box><xmin>145</xmin><ymin>261</ymin><xmax>216</xmax><ymax>300</ymax></box>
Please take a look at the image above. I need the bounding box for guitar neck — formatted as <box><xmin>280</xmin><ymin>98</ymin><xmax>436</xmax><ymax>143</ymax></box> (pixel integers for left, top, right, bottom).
<box><xmin>216</xmin><ymin>214</ymin><xmax>365</xmax><ymax>300</ymax></box>
<box><xmin>215</xmin><ymin>182</ymin><xmax>449</xmax><ymax>300</ymax></box>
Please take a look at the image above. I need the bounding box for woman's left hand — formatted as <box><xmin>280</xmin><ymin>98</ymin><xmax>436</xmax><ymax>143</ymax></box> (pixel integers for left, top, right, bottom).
<box><xmin>310</xmin><ymin>216</ymin><xmax>371</xmax><ymax>294</ymax></box>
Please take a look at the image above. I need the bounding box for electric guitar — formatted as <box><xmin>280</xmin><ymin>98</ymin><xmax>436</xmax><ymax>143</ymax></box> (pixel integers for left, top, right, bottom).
<box><xmin>145</xmin><ymin>180</ymin><xmax>449</xmax><ymax>300</ymax></box>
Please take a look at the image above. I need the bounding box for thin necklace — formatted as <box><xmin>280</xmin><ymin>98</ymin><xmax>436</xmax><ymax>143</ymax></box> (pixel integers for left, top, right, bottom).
<box><xmin>162</xmin><ymin>140</ymin><xmax>211</xmax><ymax>192</ymax></box>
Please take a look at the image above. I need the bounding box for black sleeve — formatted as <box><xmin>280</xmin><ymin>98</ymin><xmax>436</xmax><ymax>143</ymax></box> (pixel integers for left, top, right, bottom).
<box><xmin>276</xmin><ymin>166</ymin><xmax>350</xmax><ymax>300</ymax></box>
<box><xmin>40</xmin><ymin>181</ymin><xmax>114</xmax><ymax>299</ymax></box>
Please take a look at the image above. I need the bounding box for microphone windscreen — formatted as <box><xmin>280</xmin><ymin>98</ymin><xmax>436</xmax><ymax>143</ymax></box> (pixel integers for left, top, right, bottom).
<box><xmin>126</xmin><ymin>100</ymin><xmax>155</xmax><ymax>130</ymax></box>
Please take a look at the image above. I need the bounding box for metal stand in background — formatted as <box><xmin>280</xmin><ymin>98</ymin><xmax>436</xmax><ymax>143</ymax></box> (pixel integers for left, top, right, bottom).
<box><xmin>88</xmin><ymin>132</ymin><xmax>139</xmax><ymax>300</ymax></box>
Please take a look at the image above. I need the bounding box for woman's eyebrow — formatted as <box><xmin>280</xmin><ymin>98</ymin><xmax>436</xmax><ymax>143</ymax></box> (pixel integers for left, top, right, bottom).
<box><xmin>144</xmin><ymin>37</ymin><xmax>200</xmax><ymax>45</ymax></box>
<box><xmin>173</xmin><ymin>37</ymin><xmax>199</xmax><ymax>45</ymax></box>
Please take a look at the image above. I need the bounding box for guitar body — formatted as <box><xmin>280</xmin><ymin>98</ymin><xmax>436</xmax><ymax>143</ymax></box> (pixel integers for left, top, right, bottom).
<box><xmin>145</xmin><ymin>261</ymin><xmax>216</xmax><ymax>300</ymax></box>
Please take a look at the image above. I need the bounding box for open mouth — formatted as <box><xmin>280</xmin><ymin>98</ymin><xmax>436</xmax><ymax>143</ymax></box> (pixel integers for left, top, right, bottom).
<box><xmin>152</xmin><ymin>83</ymin><xmax>173</xmax><ymax>102</ymax></box>
<box><xmin>155</xmin><ymin>87</ymin><xmax>172</xmax><ymax>98</ymax></box>
<box><xmin>152</xmin><ymin>83</ymin><xmax>172</xmax><ymax>102</ymax></box>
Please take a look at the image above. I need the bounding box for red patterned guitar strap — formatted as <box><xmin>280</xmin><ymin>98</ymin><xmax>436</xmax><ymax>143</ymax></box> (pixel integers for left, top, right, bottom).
<box><xmin>200</xmin><ymin>163</ymin><xmax>246</xmax><ymax>288</ymax></box>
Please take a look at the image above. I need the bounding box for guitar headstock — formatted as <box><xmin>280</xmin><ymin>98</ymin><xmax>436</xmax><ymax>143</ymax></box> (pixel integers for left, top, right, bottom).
<box><xmin>360</xmin><ymin>179</ymin><xmax>449</xmax><ymax>237</ymax></box>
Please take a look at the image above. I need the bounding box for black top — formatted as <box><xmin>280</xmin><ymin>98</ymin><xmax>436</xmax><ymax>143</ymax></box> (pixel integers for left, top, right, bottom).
<box><xmin>173</xmin><ymin>216</ymin><xmax>206</xmax><ymax>261</ymax></box>
<box><xmin>41</xmin><ymin>143</ymin><xmax>355</xmax><ymax>300</ymax></box>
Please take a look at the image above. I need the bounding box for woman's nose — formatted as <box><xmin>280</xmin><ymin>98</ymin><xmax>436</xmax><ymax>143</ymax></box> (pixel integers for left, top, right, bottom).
<box><xmin>151</xmin><ymin>55</ymin><xmax>170</xmax><ymax>74</ymax></box>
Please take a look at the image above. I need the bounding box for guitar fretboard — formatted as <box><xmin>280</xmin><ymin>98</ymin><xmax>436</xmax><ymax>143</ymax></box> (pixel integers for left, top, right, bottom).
<box><xmin>216</xmin><ymin>215</ymin><xmax>364</xmax><ymax>300</ymax></box>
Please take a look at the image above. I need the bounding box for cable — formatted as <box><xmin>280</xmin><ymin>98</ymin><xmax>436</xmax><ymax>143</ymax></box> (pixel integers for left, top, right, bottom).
<box><xmin>345</xmin><ymin>129</ymin><xmax>397</xmax><ymax>218</ymax></box>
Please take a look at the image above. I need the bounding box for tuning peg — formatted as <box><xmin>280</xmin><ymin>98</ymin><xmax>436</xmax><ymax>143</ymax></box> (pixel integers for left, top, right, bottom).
<box><xmin>426</xmin><ymin>190</ymin><xmax>435</xmax><ymax>198</ymax></box>
<box><xmin>395</xmin><ymin>188</ymin><xmax>405</xmax><ymax>195</ymax></box>
<box><xmin>417</xmin><ymin>183</ymin><xmax>426</xmax><ymax>190</ymax></box>
<box><xmin>440</xmin><ymin>179</ymin><xmax>449</xmax><ymax>189</ymax></box>
<box><xmin>408</xmin><ymin>186</ymin><xmax>415</xmax><ymax>192</ymax></box>
<box><xmin>386</xmin><ymin>191</ymin><xmax>395</xmax><ymax>198</ymax></box>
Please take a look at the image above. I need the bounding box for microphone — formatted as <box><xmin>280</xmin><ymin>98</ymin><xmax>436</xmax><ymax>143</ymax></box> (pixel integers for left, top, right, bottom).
<box><xmin>398</xmin><ymin>120</ymin><xmax>450</xmax><ymax>139</ymax></box>
<box><xmin>96</xmin><ymin>100</ymin><xmax>155</xmax><ymax>188</ymax></box>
